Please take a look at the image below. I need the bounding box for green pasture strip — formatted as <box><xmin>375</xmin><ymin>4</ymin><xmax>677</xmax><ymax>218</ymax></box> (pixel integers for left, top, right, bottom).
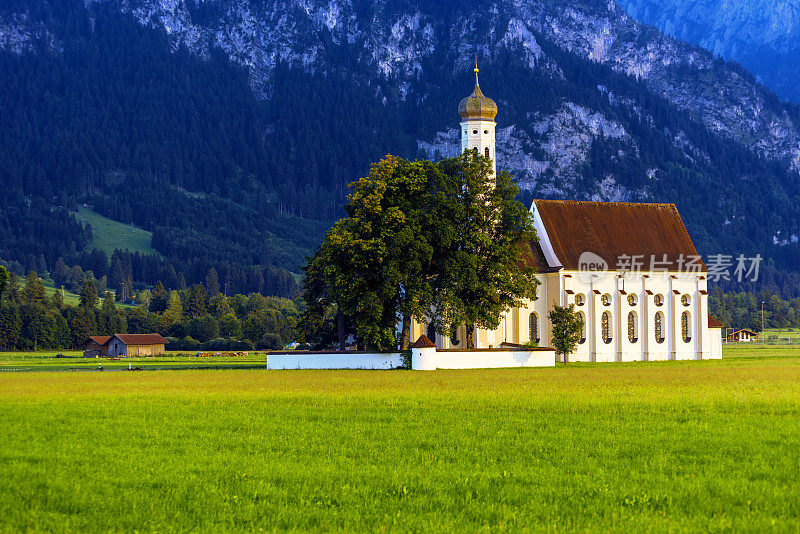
<box><xmin>0</xmin><ymin>352</ymin><xmax>268</xmax><ymax>372</ymax></box>
<box><xmin>73</xmin><ymin>206</ymin><xmax>160</xmax><ymax>257</ymax></box>
<box><xmin>1</xmin><ymin>359</ymin><xmax>799</xmax><ymax>532</ymax></box>
<box><xmin>722</xmin><ymin>344</ymin><xmax>800</xmax><ymax>358</ymax></box>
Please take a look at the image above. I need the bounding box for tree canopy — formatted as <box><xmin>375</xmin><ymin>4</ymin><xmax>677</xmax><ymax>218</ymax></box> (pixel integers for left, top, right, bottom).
<box><xmin>302</xmin><ymin>152</ymin><xmax>539</xmax><ymax>351</ymax></box>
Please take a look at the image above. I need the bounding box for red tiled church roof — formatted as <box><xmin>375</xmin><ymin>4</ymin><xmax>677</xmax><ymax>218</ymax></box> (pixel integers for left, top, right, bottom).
<box><xmin>532</xmin><ymin>200</ymin><xmax>707</xmax><ymax>272</ymax></box>
<box><xmin>707</xmin><ymin>315</ymin><xmax>725</xmax><ymax>328</ymax></box>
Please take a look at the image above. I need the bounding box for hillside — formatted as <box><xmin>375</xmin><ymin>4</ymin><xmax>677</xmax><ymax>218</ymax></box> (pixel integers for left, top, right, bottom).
<box><xmin>619</xmin><ymin>0</ymin><xmax>800</xmax><ymax>103</ymax></box>
<box><xmin>74</xmin><ymin>208</ymin><xmax>160</xmax><ymax>258</ymax></box>
<box><xmin>1</xmin><ymin>0</ymin><xmax>800</xmax><ymax>296</ymax></box>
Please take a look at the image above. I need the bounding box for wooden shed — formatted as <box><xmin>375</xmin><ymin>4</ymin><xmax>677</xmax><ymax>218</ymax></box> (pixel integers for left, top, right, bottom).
<box><xmin>106</xmin><ymin>333</ymin><xmax>168</xmax><ymax>357</ymax></box>
<box><xmin>84</xmin><ymin>336</ymin><xmax>112</xmax><ymax>357</ymax></box>
<box><xmin>728</xmin><ymin>329</ymin><xmax>758</xmax><ymax>343</ymax></box>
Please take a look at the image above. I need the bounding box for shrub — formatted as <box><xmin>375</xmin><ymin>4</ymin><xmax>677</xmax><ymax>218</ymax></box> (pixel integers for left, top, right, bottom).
<box><xmin>258</xmin><ymin>333</ymin><xmax>283</xmax><ymax>350</ymax></box>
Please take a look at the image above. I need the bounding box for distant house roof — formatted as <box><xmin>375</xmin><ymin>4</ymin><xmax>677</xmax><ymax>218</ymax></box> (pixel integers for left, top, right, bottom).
<box><xmin>87</xmin><ymin>336</ymin><xmax>112</xmax><ymax>346</ymax></box>
<box><xmin>708</xmin><ymin>315</ymin><xmax>725</xmax><ymax>328</ymax></box>
<box><xmin>531</xmin><ymin>200</ymin><xmax>706</xmax><ymax>272</ymax></box>
<box><xmin>730</xmin><ymin>329</ymin><xmax>758</xmax><ymax>336</ymax></box>
<box><xmin>110</xmin><ymin>333</ymin><xmax>168</xmax><ymax>346</ymax></box>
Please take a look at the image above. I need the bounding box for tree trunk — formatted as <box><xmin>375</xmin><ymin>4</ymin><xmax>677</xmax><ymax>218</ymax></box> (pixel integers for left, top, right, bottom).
<box><xmin>466</xmin><ymin>324</ymin><xmax>475</xmax><ymax>349</ymax></box>
<box><xmin>401</xmin><ymin>314</ymin><xmax>411</xmax><ymax>350</ymax></box>
<box><xmin>336</xmin><ymin>308</ymin><xmax>345</xmax><ymax>351</ymax></box>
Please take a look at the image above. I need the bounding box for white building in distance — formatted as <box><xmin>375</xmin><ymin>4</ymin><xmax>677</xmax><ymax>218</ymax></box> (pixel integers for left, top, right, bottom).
<box><xmin>411</xmin><ymin>66</ymin><xmax>724</xmax><ymax>362</ymax></box>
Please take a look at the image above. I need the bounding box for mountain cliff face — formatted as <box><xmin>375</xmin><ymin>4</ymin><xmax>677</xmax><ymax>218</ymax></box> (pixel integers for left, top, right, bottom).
<box><xmin>619</xmin><ymin>0</ymin><xmax>800</xmax><ymax>103</ymax></box>
<box><xmin>1</xmin><ymin>0</ymin><xmax>800</xmax><ymax>287</ymax></box>
<box><xmin>81</xmin><ymin>0</ymin><xmax>800</xmax><ymax>174</ymax></box>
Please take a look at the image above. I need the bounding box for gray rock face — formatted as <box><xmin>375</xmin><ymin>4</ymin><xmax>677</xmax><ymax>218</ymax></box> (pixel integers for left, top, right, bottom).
<box><xmin>619</xmin><ymin>0</ymin><xmax>800</xmax><ymax>103</ymax></box>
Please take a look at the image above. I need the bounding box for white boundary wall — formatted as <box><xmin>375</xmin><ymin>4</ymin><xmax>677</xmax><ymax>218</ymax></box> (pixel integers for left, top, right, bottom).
<box><xmin>267</xmin><ymin>352</ymin><xmax>402</xmax><ymax>370</ymax></box>
<box><xmin>709</xmin><ymin>328</ymin><xmax>723</xmax><ymax>359</ymax></box>
<box><xmin>412</xmin><ymin>347</ymin><xmax>555</xmax><ymax>370</ymax></box>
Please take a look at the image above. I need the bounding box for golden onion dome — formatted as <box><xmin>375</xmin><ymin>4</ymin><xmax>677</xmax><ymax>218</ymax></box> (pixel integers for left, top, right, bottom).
<box><xmin>458</xmin><ymin>64</ymin><xmax>497</xmax><ymax>120</ymax></box>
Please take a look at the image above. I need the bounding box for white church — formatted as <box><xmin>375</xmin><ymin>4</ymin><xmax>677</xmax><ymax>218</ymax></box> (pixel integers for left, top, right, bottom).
<box><xmin>410</xmin><ymin>65</ymin><xmax>724</xmax><ymax>362</ymax></box>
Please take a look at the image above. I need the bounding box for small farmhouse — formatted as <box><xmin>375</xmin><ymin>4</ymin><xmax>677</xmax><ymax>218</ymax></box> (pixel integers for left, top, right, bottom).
<box><xmin>105</xmin><ymin>334</ymin><xmax>168</xmax><ymax>356</ymax></box>
<box><xmin>728</xmin><ymin>329</ymin><xmax>758</xmax><ymax>343</ymax></box>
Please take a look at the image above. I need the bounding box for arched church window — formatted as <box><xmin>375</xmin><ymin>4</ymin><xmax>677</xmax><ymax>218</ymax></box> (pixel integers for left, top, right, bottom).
<box><xmin>682</xmin><ymin>311</ymin><xmax>692</xmax><ymax>342</ymax></box>
<box><xmin>682</xmin><ymin>294</ymin><xmax>691</xmax><ymax>307</ymax></box>
<box><xmin>655</xmin><ymin>312</ymin><xmax>665</xmax><ymax>344</ymax></box>
<box><xmin>575</xmin><ymin>293</ymin><xmax>585</xmax><ymax>306</ymax></box>
<box><xmin>628</xmin><ymin>311</ymin><xmax>638</xmax><ymax>343</ymax></box>
<box><xmin>601</xmin><ymin>311</ymin><xmax>612</xmax><ymax>344</ymax></box>
<box><xmin>426</xmin><ymin>322</ymin><xmax>436</xmax><ymax>344</ymax></box>
<box><xmin>654</xmin><ymin>294</ymin><xmax>664</xmax><ymax>306</ymax></box>
<box><xmin>627</xmin><ymin>294</ymin><xmax>637</xmax><ymax>306</ymax></box>
<box><xmin>485</xmin><ymin>147</ymin><xmax>490</xmax><ymax>158</ymax></box>
<box><xmin>601</xmin><ymin>293</ymin><xmax>611</xmax><ymax>306</ymax></box>
<box><xmin>578</xmin><ymin>312</ymin><xmax>586</xmax><ymax>344</ymax></box>
<box><xmin>529</xmin><ymin>312</ymin><xmax>540</xmax><ymax>343</ymax></box>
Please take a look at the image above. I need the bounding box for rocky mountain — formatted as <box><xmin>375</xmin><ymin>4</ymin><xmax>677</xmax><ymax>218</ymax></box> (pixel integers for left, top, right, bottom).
<box><xmin>2</xmin><ymin>0</ymin><xmax>800</xmax><ymax>293</ymax></box>
<box><xmin>619</xmin><ymin>0</ymin><xmax>800</xmax><ymax>103</ymax></box>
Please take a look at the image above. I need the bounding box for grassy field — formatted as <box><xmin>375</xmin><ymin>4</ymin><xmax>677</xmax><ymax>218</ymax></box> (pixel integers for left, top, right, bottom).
<box><xmin>1</xmin><ymin>355</ymin><xmax>798</xmax><ymax>531</ymax></box>
<box><xmin>0</xmin><ymin>351</ymin><xmax>268</xmax><ymax>372</ymax></box>
<box><xmin>73</xmin><ymin>207</ymin><xmax>160</xmax><ymax>257</ymax></box>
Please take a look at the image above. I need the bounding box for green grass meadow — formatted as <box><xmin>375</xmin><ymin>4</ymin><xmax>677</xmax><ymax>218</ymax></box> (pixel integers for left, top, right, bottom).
<box><xmin>74</xmin><ymin>207</ymin><xmax>160</xmax><ymax>257</ymax></box>
<box><xmin>0</xmin><ymin>354</ymin><xmax>798</xmax><ymax>532</ymax></box>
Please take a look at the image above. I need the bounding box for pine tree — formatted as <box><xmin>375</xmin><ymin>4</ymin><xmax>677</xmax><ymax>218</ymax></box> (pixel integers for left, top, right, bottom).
<box><xmin>79</xmin><ymin>280</ymin><xmax>99</xmax><ymax>309</ymax></box>
<box><xmin>53</xmin><ymin>258</ymin><xmax>71</xmax><ymax>288</ymax></box>
<box><xmin>183</xmin><ymin>284</ymin><xmax>208</xmax><ymax>318</ymax></box>
<box><xmin>101</xmin><ymin>291</ymin><xmax>116</xmax><ymax>314</ymax></box>
<box><xmin>51</xmin><ymin>289</ymin><xmax>64</xmax><ymax>309</ymax></box>
<box><xmin>206</xmin><ymin>267</ymin><xmax>220</xmax><ymax>296</ymax></box>
<box><xmin>0</xmin><ymin>266</ymin><xmax>7</xmax><ymax>304</ymax></box>
<box><xmin>21</xmin><ymin>272</ymin><xmax>47</xmax><ymax>305</ymax></box>
<box><xmin>0</xmin><ymin>305</ymin><xmax>22</xmax><ymax>350</ymax></box>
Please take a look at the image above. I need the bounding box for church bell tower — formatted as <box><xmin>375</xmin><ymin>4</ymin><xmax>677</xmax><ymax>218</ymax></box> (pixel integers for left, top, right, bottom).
<box><xmin>458</xmin><ymin>60</ymin><xmax>498</xmax><ymax>178</ymax></box>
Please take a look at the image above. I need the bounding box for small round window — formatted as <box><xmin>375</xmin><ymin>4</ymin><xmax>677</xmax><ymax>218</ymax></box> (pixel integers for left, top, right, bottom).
<box><xmin>575</xmin><ymin>293</ymin><xmax>585</xmax><ymax>306</ymax></box>
<box><xmin>627</xmin><ymin>294</ymin><xmax>637</xmax><ymax>306</ymax></box>
<box><xmin>654</xmin><ymin>294</ymin><xmax>664</xmax><ymax>307</ymax></box>
<box><xmin>601</xmin><ymin>293</ymin><xmax>612</xmax><ymax>306</ymax></box>
<box><xmin>681</xmin><ymin>294</ymin><xmax>691</xmax><ymax>307</ymax></box>
<box><xmin>472</xmin><ymin>129</ymin><xmax>478</xmax><ymax>134</ymax></box>
<box><xmin>483</xmin><ymin>129</ymin><xmax>488</xmax><ymax>134</ymax></box>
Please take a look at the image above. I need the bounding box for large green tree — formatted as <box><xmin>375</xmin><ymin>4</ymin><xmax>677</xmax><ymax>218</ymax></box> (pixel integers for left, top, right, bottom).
<box><xmin>428</xmin><ymin>151</ymin><xmax>539</xmax><ymax>347</ymax></box>
<box><xmin>302</xmin><ymin>156</ymin><xmax>437</xmax><ymax>350</ymax></box>
<box><xmin>302</xmin><ymin>151</ymin><xmax>539</xmax><ymax>351</ymax></box>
